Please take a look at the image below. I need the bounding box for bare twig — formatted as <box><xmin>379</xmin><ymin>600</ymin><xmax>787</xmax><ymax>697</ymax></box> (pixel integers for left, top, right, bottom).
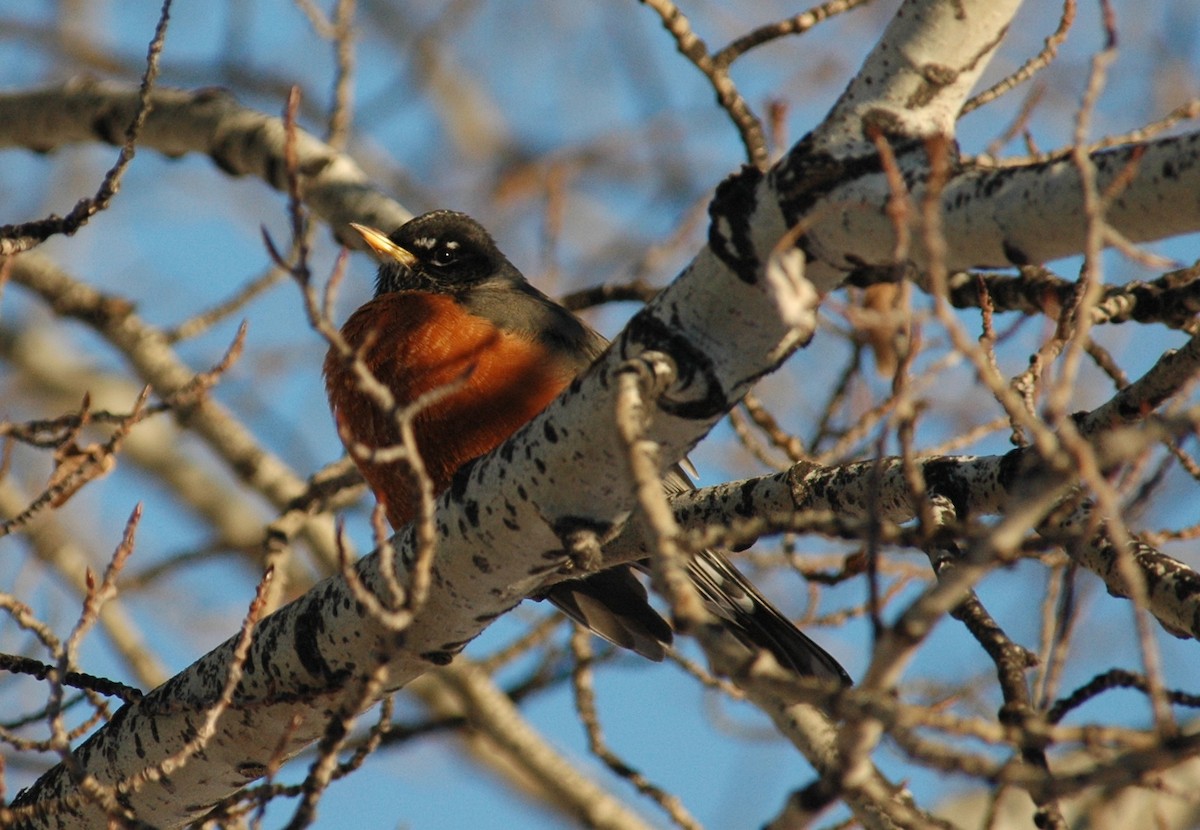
<box><xmin>0</xmin><ymin>0</ymin><xmax>173</xmax><ymax>254</ymax></box>
<box><xmin>571</xmin><ymin>630</ymin><xmax>702</xmax><ymax>830</ymax></box>
<box><xmin>961</xmin><ymin>0</ymin><xmax>1076</xmax><ymax>115</ymax></box>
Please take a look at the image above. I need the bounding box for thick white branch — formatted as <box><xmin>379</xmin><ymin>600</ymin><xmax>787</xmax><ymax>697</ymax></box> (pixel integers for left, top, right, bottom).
<box><xmin>814</xmin><ymin>0</ymin><xmax>1024</xmax><ymax>153</ymax></box>
<box><xmin>943</xmin><ymin>135</ymin><xmax>1200</xmax><ymax>267</ymax></box>
<box><xmin>0</xmin><ymin>80</ymin><xmax>410</xmax><ymax>251</ymax></box>
<box><xmin>772</xmin><ymin>0</ymin><xmax>1200</xmax><ymax>290</ymax></box>
<box><xmin>11</xmin><ymin>191</ymin><xmax>823</xmax><ymax>829</ymax></box>
<box><xmin>803</xmin><ymin>134</ymin><xmax>1200</xmax><ymax>283</ymax></box>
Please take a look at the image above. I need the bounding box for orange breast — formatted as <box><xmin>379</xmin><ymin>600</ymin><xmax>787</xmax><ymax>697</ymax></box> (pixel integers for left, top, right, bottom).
<box><xmin>324</xmin><ymin>292</ymin><xmax>579</xmax><ymax>528</ymax></box>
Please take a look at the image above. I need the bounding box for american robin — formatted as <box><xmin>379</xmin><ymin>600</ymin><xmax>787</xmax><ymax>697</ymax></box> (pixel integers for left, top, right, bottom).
<box><xmin>324</xmin><ymin>210</ymin><xmax>850</xmax><ymax>684</ymax></box>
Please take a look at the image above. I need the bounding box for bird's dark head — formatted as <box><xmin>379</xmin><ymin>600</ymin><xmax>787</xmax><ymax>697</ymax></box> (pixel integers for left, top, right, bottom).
<box><xmin>351</xmin><ymin>210</ymin><xmax>517</xmax><ymax>296</ymax></box>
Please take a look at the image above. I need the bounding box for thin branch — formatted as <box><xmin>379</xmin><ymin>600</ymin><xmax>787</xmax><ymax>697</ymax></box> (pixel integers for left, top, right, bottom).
<box><xmin>636</xmin><ymin>0</ymin><xmax>768</xmax><ymax>168</ymax></box>
<box><xmin>0</xmin><ymin>0</ymin><xmax>173</xmax><ymax>254</ymax></box>
<box><xmin>961</xmin><ymin>0</ymin><xmax>1076</xmax><ymax>115</ymax></box>
<box><xmin>570</xmin><ymin>631</ymin><xmax>702</xmax><ymax>830</ymax></box>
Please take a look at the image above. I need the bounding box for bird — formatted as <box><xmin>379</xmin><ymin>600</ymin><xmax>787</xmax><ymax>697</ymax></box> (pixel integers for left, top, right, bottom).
<box><xmin>324</xmin><ymin>210</ymin><xmax>851</xmax><ymax>685</ymax></box>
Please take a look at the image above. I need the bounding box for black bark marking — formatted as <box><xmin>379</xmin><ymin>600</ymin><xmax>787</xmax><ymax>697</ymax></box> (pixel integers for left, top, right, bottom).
<box><xmin>923</xmin><ymin>458</ymin><xmax>972</xmax><ymax>520</ymax></box>
<box><xmin>294</xmin><ymin>597</ymin><xmax>335</xmax><ymax>681</ymax></box>
<box><xmin>1002</xmin><ymin>239</ymin><xmax>1030</xmax><ymax>266</ymax></box>
<box><xmin>622</xmin><ymin>311</ymin><xmax>728</xmax><ymax>420</ymax></box>
<box><xmin>708</xmin><ymin>165</ymin><xmax>765</xmax><ymax>284</ymax></box>
<box><xmin>735</xmin><ymin>479</ymin><xmax>758</xmax><ymax>517</ymax></box>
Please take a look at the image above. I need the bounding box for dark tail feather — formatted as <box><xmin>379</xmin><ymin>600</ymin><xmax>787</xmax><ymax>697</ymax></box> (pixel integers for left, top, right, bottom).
<box><xmin>660</xmin><ymin>466</ymin><xmax>851</xmax><ymax>684</ymax></box>
<box><xmin>541</xmin><ymin>551</ymin><xmax>849</xmax><ymax>684</ymax></box>
<box><xmin>545</xmin><ymin>567</ymin><xmax>674</xmax><ymax>662</ymax></box>
<box><xmin>686</xmin><ymin>549</ymin><xmax>852</xmax><ymax>686</ymax></box>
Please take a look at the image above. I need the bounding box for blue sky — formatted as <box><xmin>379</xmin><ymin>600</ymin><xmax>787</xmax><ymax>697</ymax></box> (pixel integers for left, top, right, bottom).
<box><xmin>2</xmin><ymin>1</ymin><xmax>1199</xmax><ymax>827</ymax></box>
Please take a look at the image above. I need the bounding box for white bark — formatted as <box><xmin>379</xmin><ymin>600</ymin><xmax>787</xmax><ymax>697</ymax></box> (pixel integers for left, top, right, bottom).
<box><xmin>815</xmin><ymin>0</ymin><xmax>1026</xmax><ymax>153</ymax></box>
<box><xmin>802</xmin><ymin>133</ymin><xmax>1200</xmax><ymax>284</ymax></box>
<box><xmin>14</xmin><ymin>0</ymin><xmax>1200</xmax><ymax>826</ymax></box>
<box><xmin>0</xmin><ymin>80</ymin><xmax>411</xmax><ymax>256</ymax></box>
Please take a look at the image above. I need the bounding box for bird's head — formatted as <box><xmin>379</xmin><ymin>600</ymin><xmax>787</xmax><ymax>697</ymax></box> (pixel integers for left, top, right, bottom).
<box><xmin>350</xmin><ymin>210</ymin><xmax>515</xmax><ymax>295</ymax></box>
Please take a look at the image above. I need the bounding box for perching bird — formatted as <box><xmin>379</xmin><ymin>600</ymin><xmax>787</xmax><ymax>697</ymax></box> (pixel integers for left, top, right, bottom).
<box><xmin>324</xmin><ymin>210</ymin><xmax>850</xmax><ymax>684</ymax></box>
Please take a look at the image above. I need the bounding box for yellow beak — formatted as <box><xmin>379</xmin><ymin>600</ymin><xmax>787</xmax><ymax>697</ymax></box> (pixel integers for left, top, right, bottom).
<box><xmin>349</xmin><ymin>223</ymin><xmax>418</xmax><ymax>268</ymax></box>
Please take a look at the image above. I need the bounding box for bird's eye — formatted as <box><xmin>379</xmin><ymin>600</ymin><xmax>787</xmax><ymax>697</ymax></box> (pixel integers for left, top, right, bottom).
<box><xmin>431</xmin><ymin>246</ymin><xmax>457</xmax><ymax>266</ymax></box>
